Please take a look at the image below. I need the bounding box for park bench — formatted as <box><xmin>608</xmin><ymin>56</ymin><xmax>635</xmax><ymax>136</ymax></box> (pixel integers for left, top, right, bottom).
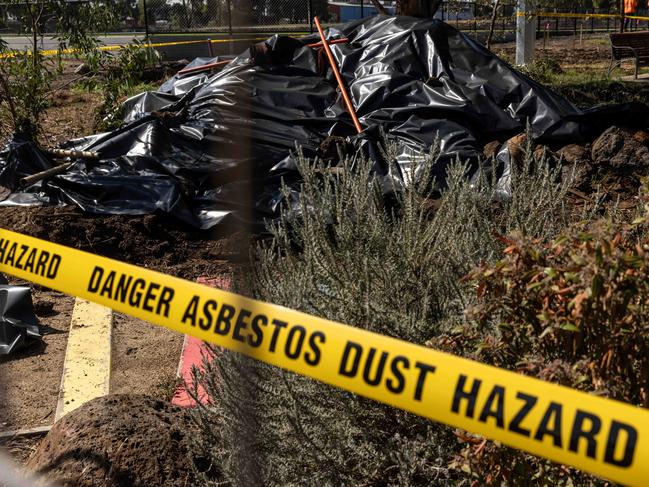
<box><xmin>609</xmin><ymin>31</ymin><xmax>649</xmax><ymax>79</ymax></box>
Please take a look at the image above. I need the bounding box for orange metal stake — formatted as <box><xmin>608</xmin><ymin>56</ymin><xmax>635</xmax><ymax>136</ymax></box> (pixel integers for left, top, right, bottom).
<box><xmin>307</xmin><ymin>37</ymin><xmax>349</xmax><ymax>48</ymax></box>
<box><xmin>314</xmin><ymin>17</ymin><xmax>363</xmax><ymax>134</ymax></box>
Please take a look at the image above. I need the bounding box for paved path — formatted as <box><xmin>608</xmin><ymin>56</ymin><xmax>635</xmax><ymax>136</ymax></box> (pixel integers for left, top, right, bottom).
<box><xmin>0</xmin><ymin>32</ymin><xmax>294</xmax><ymax>60</ymax></box>
<box><xmin>0</xmin><ymin>34</ymin><xmax>144</xmax><ymax>51</ymax></box>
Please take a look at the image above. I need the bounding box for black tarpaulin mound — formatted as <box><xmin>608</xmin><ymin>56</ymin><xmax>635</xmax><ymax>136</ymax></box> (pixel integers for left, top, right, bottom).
<box><xmin>1</xmin><ymin>16</ymin><xmax>648</xmax><ymax>228</ymax></box>
<box><xmin>0</xmin><ymin>275</ymin><xmax>41</xmax><ymax>355</ymax></box>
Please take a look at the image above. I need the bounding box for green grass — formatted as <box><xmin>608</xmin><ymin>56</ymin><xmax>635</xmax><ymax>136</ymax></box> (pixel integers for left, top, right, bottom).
<box><xmin>71</xmin><ymin>80</ymin><xmax>158</xmax><ymax>96</ymax></box>
<box><xmin>121</xmin><ymin>81</ymin><xmax>160</xmax><ymax>97</ymax></box>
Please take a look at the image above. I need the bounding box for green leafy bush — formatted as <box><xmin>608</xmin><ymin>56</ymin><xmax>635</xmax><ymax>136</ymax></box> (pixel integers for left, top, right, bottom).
<box><xmin>0</xmin><ymin>0</ymin><xmax>113</xmax><ymax>140</ymax></box>
<box><xmin>81</xmin><ymin>41</ymin><xmax>161</xmax><ymax>131</ymax></box>
<box><xmin>0</xmin><ymin>48</ymin><xmax>56</xmax><ymax>137</ymax></box>
<box><xmin>519</xmin><ymin>57</ymin><xmax>564</xmax><ymax>84</ymax></box>
<box><xmin>435</xmin><ymin>192</ymin><xmax>649</xmax><ymax>485</ymax></box>
<box><xmin>466</xmin><ymin>217</ymin><xmax>649</xmax><ymax>407</ymax></box>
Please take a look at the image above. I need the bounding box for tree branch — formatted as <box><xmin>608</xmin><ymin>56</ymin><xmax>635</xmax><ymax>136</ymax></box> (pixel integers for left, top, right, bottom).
<box><xmin>369</xmin><ymin>0</ymin><xmax>388</xmax><ymax>15</ymax></box>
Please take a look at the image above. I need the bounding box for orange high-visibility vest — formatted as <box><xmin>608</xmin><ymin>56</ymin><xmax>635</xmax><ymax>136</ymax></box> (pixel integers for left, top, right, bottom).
<box><xmin>625</xmin><ymin>0</ymin><xmax>638</xmax><ymax>15</ymax></box>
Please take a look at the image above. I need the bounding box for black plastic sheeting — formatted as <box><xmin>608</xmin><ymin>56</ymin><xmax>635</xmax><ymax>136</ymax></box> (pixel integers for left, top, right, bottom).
<box><xmin>1</xmin><ymin>16</ymin><xmax>649</xmax><ymax>228</ymax></box>
<box><xmin>0</xmin><ymin>275</ymin><xmax>41</xmax><ymax>355</ymax></box>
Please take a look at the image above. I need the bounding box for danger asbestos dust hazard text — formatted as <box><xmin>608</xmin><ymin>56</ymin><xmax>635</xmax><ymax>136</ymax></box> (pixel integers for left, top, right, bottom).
<box><xmin>0</xmin><ymin>228</ymin><xmax>647</xmax><ymax>486</ymax></box>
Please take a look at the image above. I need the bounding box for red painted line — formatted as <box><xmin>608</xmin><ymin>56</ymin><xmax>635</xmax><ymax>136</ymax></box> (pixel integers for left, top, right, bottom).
<box><xmin>171</xmin><ymin>275</ymin><xmax>232</xmax><ymax>408</ymax></box>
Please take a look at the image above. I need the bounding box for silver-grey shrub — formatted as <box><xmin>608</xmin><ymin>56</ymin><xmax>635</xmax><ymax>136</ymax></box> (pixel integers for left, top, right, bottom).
<box><xmin>190</xmin><ymin>137</ymin><xmax>573</xmax><ymax>486</ymax></box>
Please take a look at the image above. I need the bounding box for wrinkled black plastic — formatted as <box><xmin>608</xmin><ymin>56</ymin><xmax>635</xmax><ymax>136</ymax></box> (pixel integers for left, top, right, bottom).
<box><xmin>0</xmin><ymin>277</ymin><xmax>41</xmax><ymax>355</ymax></box>
<box><xmin>1</xmin><ymin>16</ymin><xmax>648</xmax><ymax>227</ymax></box>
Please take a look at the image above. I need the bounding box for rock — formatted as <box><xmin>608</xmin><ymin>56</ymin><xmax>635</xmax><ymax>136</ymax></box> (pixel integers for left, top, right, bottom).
<box><xmin>506</xmin><ymin>133</ymin><xmax>528</xmax><ymax>165</ymax></box>
<box><xmin>482</xmin><ymin>140</ymin><xmax>501</xmax><ymax>160</ymax></box>
<box><xmin>557</xmin><ymin>144</ymin><xmax>590</xmax><ymax>165</ymax></box>
<box><xmin>591</xmin><ymin>126</ymin><xmax>649</xmax><ymax>167</ymax></box>
<box><xmin>27</xmin><ymin>394</ymin><xmax>213</xmax><ymax>486</ymax></box>
<box><xmin>633</xmin><ymin>130</ymin><xmax>649</xmax><ymax>146</ymax></box>
<box><xmin>562</xmin><ymin>162</ymin><xmax>591</xmax><ymax>189</ymax></box>
<box><xmin>533</xmin><ymin>145</ymin><xmax>557</xmax><ymax>163</ymax></box>
<box><xmin>319</xmin><ymin>136</ymin><xmax>353</xmax><ymax>162</ymax></box>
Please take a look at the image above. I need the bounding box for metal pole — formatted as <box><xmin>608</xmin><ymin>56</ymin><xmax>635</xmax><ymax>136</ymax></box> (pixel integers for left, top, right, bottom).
<box><xmin>143</xmin><ymin>0</ymin><xmax>149</xmax><ymax>39</ymax></box>
<box><xmin>309</xmin><ymin>0</ymin><xmax>313</xmax><ymax>33</ymax></box>
<box><xmin>516</xmin><ymin>0</ymin><xmax>536</xmax><ymax>65</ymax></box>
<box><xmin>361</xmin><ymin>0</ymin><xmax>364</xmax><ymax>19</ymax></box>
<box><xmin>227</xmin><ymin>0</ymin><xmax>232</xmax><ymax>36</ymax></box>
<box><xmin>314</xmin><ymin>16</ymin><xmax>363</xmax><ymax>134</ymax></box>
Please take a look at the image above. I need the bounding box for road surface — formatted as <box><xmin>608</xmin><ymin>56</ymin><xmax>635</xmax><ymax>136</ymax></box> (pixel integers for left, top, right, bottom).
<box><xmin>0</xmin><ymin>34</ymin><xmax>144</xmax><ymax>51</ymax></box>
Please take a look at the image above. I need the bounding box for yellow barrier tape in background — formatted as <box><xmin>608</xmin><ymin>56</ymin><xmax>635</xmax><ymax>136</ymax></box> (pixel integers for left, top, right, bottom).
<box><xmin>1</xmin><ymin>34</ymin><xmax>306</xmax><ymax>59</ymax></box>
<box><xmin>13</xmin><ymin>36</ymin><xmax>274</xmax><ymax>58</ymax></box>
<box><xmin>520</xmin><ymin>11</ymin><xmax>649</xmax><ymax>22</ymax></box>
<box><xmin>0</xmin><ymin>228</ymin><xmax>647</xmax><ymax>486</ymax></box>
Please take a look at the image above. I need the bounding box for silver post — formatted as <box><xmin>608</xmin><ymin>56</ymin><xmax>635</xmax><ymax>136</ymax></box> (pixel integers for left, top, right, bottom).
<box><xmin>516</xmin><ymin>0</ymin><xmax>536</xmax><ymax>66</ymax></box>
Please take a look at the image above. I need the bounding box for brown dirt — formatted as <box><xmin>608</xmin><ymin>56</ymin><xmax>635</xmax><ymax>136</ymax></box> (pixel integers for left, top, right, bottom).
<box><xmin>571</xmin><ymin>126</ymin><xmax>649</xmax><ymax>197</ymax></box>
<box><xmin>494</xmin><ymin>34</ymin><xmax>612</xmax><ymax>70</ymax></box>
<box><xmin>42</xmin><ymin>90</ymin><xmax>103</xmax><ymax>147</ymax></box>
<box><xmin>0</xmin><ymin>206</ymin><xmax>245</xmax><ymax>280</ymax></box>
<box><xmin>1</xmin><ymin>435</ymin><xmax>43</xmax><ymax>465</ymax></box>
<box><xmin>0</xmin><ymin>289</ymin><xmax>75</xmax><ymax>431</ymax></box>
<box><xmin>0</xmin><ymin>208</ymin><xmax>244</xmax><ymax>469</ymax></box>
<box><xmin>110</xmin><ymin>314</ymin><xmax>184</xmax><ymax>401</ymax></box>
<box><xmin>26</xmin><ymin>394</ymin><xmax>216</xmax><ymax>486</ymax></box>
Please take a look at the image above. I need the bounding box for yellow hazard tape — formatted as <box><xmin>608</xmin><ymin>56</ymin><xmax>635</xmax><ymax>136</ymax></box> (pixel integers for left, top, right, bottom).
<box><xmin>0</xmin><ymin>227</ymin><xmax>647</xmax><ymax>485</ymax></box>
<box><xmin>518</xmin><ymin>11</ymin><xmax>649</xmax><ymax>22</ymax></box>
<box><xmin>5</xmin><ymin>36</ymin><xmax>274</xmax><ymax>59</ymax></box>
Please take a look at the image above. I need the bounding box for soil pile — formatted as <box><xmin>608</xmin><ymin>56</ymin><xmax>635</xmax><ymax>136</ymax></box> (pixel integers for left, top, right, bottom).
<box><xmin>27</xmin><ymin>394</ymin><xmax>214</xmax><ymax>486</ymax></box>
<box><xmin>0</xmin><ymin>206</ymin><xmax>246</xmax><ymax>278</ymax></box>
<box><xmin>560</xmin><ymin>126</ymin><xmax>649</xmax><ymax>197</ymax></box>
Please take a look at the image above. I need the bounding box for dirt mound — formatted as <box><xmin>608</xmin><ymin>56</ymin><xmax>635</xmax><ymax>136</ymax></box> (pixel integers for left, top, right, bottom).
<box><xmin>26</xmin><ymin>394</ymin><xmax>214</xmax><ymax>486</ymax></box>
<box><xmin>556</xmin><ymin>126</ymin><xmax>649</xmax><ymax>199</ymax></box>
<box><xmin>0</xmin><ymin>206</ymin><xmax>247</xmax><ymax>279</ymax></box>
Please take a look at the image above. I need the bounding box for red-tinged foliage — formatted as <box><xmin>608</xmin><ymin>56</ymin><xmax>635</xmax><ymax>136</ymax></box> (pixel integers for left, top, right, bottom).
<box><xmin>434</xmin><ymin>196</ymin><xmax>649</xmax><ymax>484</ymax></box>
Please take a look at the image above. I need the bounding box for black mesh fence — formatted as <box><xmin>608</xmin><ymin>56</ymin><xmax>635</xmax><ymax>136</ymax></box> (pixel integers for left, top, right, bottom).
<box><xmin>142</xmin><ymin>0</ymin><xmax>329</xmax><ymax>34</ymax></box>
<box><xmin>0</xmin><ymin>0</ymin><xmax>642</xmax><ymax>38</ymax></box>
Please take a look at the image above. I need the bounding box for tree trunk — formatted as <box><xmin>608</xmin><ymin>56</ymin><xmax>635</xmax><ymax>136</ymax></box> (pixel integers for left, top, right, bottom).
<box><xmin>398</xmin><ymin>0</ymin><xmax>441</xmax><ymax>17</ymax></box>
<box><xmin>486</xmin><ymin>0</ymin><xmax>501</xmax><ymax>50</ymax></box>
<box><xmin>369</xmin><ymin>0</ymin><xmax>388</xmax><ymax>15</ymax></box>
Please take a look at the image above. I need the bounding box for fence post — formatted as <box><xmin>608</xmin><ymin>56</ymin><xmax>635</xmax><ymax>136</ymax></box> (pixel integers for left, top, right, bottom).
<box><xmin>516</xmin><ymin>0</ymin><xmax>536</xmax><ymax>65</ymax></box>
<box><xmin>620</xmin><ymin>0</ymin><xmax>625</xmax><ymax>33</ymax></box>
<box><xmin>227</xmin><ymin>0</ymin><xmax>232</xmax><ymax>36</ymax></box>
<box><xmin>309</xmin><ymin>0</ymin><xmax>313</xmax><ymax>33</ymax></box>
<box><xmin>143</xmin><ymin>0</ymin><xmax>150</xmax><ymax>39</ymax></box>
